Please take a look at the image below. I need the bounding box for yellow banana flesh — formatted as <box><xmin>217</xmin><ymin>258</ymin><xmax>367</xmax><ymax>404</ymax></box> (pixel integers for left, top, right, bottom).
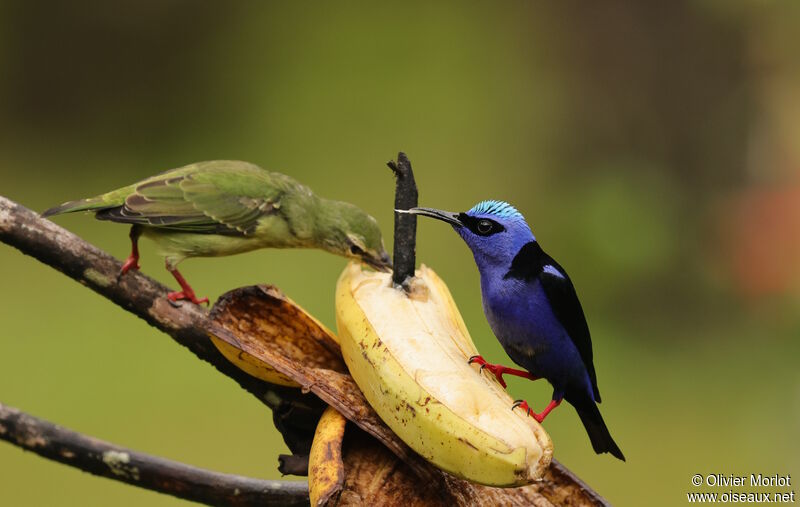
<box><xmin>335</xmin><ymin>262</ymin><xmax>553</xmax><ymax>487</ymax></box>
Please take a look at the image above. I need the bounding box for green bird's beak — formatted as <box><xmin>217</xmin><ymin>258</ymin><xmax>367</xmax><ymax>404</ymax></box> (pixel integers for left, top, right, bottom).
<box><xmin>362</xmin><ymin>250</ymin><xmax>393</xmax><ymax>273</ymax></box>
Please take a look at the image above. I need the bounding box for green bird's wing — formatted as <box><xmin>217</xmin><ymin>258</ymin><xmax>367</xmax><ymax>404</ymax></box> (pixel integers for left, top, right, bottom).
<box><xmin>97</xmin><ymin>161</ymin><xmax>295</xmax><ymax>236</ymax></box>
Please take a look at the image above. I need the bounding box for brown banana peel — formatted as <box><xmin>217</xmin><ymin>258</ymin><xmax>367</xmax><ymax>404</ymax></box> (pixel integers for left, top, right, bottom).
<box><xmin>309</xmin><ymin>406</ymin><xmax>348</xmax><ymax>507</ymax></box>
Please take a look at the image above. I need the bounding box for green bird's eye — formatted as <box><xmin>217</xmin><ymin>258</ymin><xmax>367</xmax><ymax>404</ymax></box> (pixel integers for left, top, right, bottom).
<box><xmin>350</xmin><ymin>244</ymin><xmax>363</xmax><ymax>255</ymax></box>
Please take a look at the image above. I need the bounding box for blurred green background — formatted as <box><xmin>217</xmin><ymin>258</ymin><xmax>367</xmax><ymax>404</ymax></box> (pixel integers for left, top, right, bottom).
<box><xmin>1</xmin><ymin>1</ymin><xmax>798</xmax><ymax>505</ymax></box>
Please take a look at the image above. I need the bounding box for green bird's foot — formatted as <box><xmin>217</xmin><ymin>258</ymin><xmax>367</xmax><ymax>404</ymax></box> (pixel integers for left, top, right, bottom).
<box><xmin>167</xmin><ymin>267</ymin><xmax>209</xmax><ymax>305</ymax></box>
<box><xmin>119</xmin><ymin>255</ymin><xmax>140</xmax><ymax>276</ymax></box>
<box><xmin>167</xmin><ymin>290</ymin><xmax>209</xmax><ymax>305</ymax></box>
<box><xmin>468</xmin><ymin>355</ymin><xmax>540</xmax><ymax>389</ymax></box>
<box><xmin>118</xmin><ymin>226</ymin><xmax>142</xmax><ymax>280</ymax></box>
<box><xmin>511</xmin><ymin>399</ymin><xmax>561</xmax><ymax>423</ymax></box>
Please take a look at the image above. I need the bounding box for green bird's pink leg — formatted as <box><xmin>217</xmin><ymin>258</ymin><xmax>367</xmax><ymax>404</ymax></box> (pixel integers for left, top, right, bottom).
<box><xmin>166</xmin><ymin>264</ymin><xmax>209</xmax><ymax>305</ymax></box>
<box><xmin>119</xmin><ymin>226</ymin><xmax>142</xmax><ymax>276</ymax></box>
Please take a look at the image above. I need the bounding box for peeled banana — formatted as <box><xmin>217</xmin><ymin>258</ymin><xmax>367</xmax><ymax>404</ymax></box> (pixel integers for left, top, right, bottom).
<box><xmin>335</xmin><ymin>262</ymin><xmax>553</xmax><ymax>487</ymax></box>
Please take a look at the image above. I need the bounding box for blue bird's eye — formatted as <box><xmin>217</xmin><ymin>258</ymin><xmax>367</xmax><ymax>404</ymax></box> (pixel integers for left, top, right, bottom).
<box><xmin>459</xmin><ymin>214</ymin><xmax>505</xmax><ymax>236</ymax></box>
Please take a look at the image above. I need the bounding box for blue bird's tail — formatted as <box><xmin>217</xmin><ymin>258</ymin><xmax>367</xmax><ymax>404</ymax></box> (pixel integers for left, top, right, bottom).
<box><xmin>571</xmin><ymin>396</ymin><xmax>625</xmax><ymax>461</ymax></box>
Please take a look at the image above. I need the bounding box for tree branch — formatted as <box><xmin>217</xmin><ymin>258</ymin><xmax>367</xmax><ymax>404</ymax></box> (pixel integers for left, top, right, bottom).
<box><xmin>0</xmin><ymin>195</ymin><xmax>325</xmax><ymax>458</ymax></box>
<box><xmin>0</xmin><ymin>402</ymin><xmax>308</xmax><ymax>507</ymax></box>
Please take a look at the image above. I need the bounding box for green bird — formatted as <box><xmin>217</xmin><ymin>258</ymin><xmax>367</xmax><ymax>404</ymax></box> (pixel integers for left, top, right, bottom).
<box><xmin>43</xmin><ymin>160</ymin><xmax>392</xmax><ymax>304</ymax></box>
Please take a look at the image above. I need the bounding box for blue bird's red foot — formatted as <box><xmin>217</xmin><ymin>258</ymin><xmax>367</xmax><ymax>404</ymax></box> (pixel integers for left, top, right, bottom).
<box><xmin>167</xmin><ymin>268</ymin><xmax>209</xmax><ymax>305</ymax></box>
<box><xmin>468</xmin><ymin>355</ymin><xmax>539</xmax><ymax>388</ymax></box>
<box><xmin>512</xmin><ymin>399</ymin><xmax>562</xmax><ymax>423</ymax></box>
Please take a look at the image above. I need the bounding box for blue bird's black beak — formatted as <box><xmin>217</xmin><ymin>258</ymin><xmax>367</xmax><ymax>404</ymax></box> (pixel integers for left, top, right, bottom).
<box><xmin>397</xmin><ymin>207</ymin><xmax>463</xmax><ymax>227</ymax></box>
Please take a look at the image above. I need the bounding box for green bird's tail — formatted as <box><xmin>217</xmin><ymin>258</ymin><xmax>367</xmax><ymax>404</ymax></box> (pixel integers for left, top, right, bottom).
<box><xmin>42</xmin><ymin>185</ymin><xmax>135</xmax><ymax>218</ymax></box>
<box><xmin>42</xmin><ymin>198</ymin><xmax>110</xmax><ymax>217</ymax></box>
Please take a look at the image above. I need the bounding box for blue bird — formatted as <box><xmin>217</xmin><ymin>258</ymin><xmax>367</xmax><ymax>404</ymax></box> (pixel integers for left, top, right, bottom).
<box><xmin>405</xmin><ymin>200</ymin><xmax>625</xmax><ymax>461</ymax></box>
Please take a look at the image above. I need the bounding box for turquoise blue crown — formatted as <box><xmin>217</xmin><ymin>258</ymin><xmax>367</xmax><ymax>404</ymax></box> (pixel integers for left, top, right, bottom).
<box><xmin>468</xmin><ymin>200</ymin><xmax>524</xmax><ymax>221</ymax></box>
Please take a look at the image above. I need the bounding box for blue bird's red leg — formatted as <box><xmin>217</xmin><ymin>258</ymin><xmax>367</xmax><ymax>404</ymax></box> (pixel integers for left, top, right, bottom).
<box><xmin>512</xmin><ymin>399</ymin><xmax>562</xmax><ymax>423</ymax></box>
<box><xmin>468</xmin><ymin>355</ymin><xmax>539</xmax><ymax>388</ymax></box>
<box><xmin>166</xmin><ymin>266</ymin><xmax>209</xmax><ymax>305</ymax></box>
<box><xmin>119</xmin><ymin>226</ymin><xmax>142</xmax><ymax>277</ymax></box>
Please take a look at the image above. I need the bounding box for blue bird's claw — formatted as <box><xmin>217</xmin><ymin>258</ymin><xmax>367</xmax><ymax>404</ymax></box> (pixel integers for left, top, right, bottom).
<box><xmin>468</xmin><ymin>355</ymin><xmax>508</xmax><ymax>388</ymax></box>
<box><xmin>512</xmin><ymin>399</ymin><xmax>561</xmax><ymax>424</ymax></box>
<box><xmin>511</xmin><ymin>399</ymin><xmax>532</xmax><ymax>417</ymax></box>
<box><xmin>468</xmin><ymin>355</ymin><xmax>540</xmax><ymax>389</ymax></box>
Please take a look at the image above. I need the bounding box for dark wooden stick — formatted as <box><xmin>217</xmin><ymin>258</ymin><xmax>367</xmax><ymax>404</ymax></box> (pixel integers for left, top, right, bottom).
<box><xmin>0</xmin><ymin>402</ymin><xmax>308</xmax><ymax>507</ymax></box>
<box><xmin>387</xmin><ymin>152</ymin><xmax>418</xmax><ymax>287</ymax></box>
<box><xmin>0</xmin><ymin>195</ymin><xmax>324</xmax><ymax>459</ymax></box>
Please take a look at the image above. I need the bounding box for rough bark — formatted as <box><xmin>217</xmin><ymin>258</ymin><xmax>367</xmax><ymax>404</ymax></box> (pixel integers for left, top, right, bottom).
<box><xmin>0</xmin><ymin>402</ymin><xmax>309</xmax><ymax>507</ymax></box>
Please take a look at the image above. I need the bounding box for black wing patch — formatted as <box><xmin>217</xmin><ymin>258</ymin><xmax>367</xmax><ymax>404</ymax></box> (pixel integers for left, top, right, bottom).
<box><xmin>504</xmin><ymin>241</ymin><xmax>544</xmax><ymax>281</ymax></box>
<box><xmin>505</xmin><ymin>241</ymin><xmax>601</xmax><ymax>402</ymax></box>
